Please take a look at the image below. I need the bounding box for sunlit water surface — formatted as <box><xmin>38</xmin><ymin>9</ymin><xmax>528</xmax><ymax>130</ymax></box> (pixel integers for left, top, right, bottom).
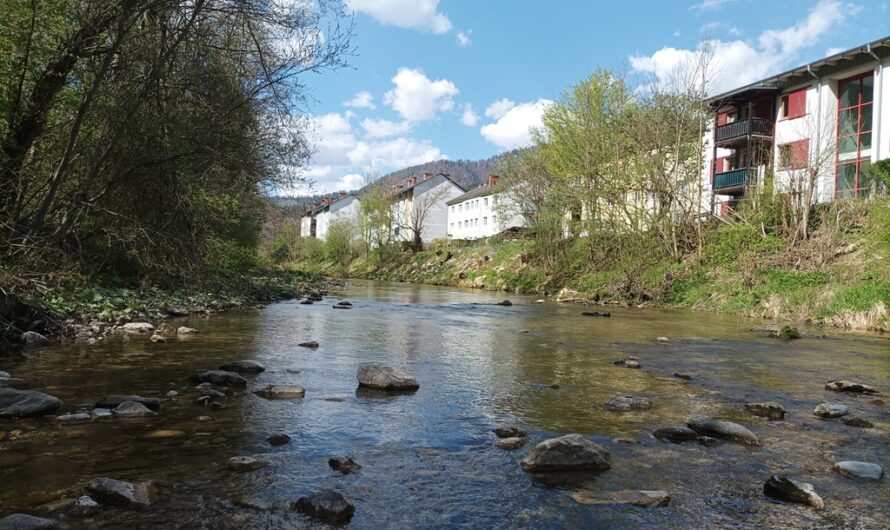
<box><xmin>1</xmin><ymin>280</ymin><xmax>888</xmax><ymax>529</ymax></box>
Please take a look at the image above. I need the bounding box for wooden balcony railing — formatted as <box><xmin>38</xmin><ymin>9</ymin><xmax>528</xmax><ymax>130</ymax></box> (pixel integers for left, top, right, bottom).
<box><xmin>715</xmin><ymin>117</ymin><xmax>773</xmax><ymax>143</ymax></box>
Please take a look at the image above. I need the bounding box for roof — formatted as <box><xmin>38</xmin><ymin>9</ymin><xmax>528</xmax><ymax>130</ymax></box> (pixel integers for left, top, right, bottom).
<box><xmin>393</xmin><ymin>172</ymin><xmax>467</xmax><ymax>198</ymax></box>
<box><xmin>706</xmin><ymin>35</ymin><xmax>890</xmax><ymax>107</ymax></box>
<box><xmin>447</xmin><ymin>183</ymin><xmax>498</xmax><ymax>205</ymax></box>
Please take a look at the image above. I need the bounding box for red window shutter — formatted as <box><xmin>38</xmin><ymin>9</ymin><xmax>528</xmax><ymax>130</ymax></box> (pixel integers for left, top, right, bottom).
<box><xmin>787</xmin><ymin>89</ymin><xmax>806</xmax><ymax>119</ymax></box>
<box><xmin>791</xmin><ymin>139</ymin><xmax>809</xmax><ymax>169</ymax></box>
<box><xmin>717</xmin><ymin>112</ymin><xmax>729</xmax><ymax>126</ymax></box>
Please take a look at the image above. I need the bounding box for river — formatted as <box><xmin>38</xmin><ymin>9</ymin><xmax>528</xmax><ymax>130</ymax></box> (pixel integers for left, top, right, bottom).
<box><xmin>1</xmin><ymin>280</ymin><xmax>888</xmax><ymax>528</ymax></box>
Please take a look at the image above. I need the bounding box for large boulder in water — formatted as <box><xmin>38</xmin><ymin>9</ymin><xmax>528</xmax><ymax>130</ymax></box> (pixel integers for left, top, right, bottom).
<box><xmin>687</xmin><ymin>419</ymin><xmax>761</xmax><ymax>446</ymax></box>
<box><xmin>190</xmin><ymin>370</ymin><xmax>247</xmax><ymax>388</ymax></box>
<box><xmin>20</xmin><ymin>331</ymin><xmax>50</xmax><ymax>347</ymax></box>
<box><xmin>219</xmin><ymin>360</ymin><xmax>265</xmax><ymax>373</ymax></box>
<box><xmin>0</xmin><ymin>388</ymin><xmax>61</xmax><ymax>418</ymax></box>
<box><xmin>294</xmin><ymin>490</ymin><xmax>355</xmax><ymax>525</ymax></box>
<box><xmin>85</xmin><ymin>477</ymin><xmax>154</xmax><ymax>508</ymax></box>
<box><xmin>0</xmin><ymin>514</ymin><xmax>57</xmax><ymax>529</ymax></box>
<box><xmin>520</xmin><ymin>434</ymin><xmax>611</xmax><ymax>472</ymax></box>
<box><xmin>763</xmin><ymin>475</ymin><xmax>823</xmax><ymax>509</ymax></box>
<box><xmin>356</xmin><ymin>363</ymin><xmax>419</xmax><ymax>391</ymax></box>
<box><xmin>95</xmin><ymin>395</ymin><xmax>161</xmax><ymax>411</ymax></box>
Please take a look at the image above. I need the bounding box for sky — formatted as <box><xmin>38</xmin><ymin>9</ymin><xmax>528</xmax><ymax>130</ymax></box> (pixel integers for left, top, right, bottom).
<box><xmin>287</xmin><ymin>0</ymin><xmax>889</xmax><ymax>196</ymax></box>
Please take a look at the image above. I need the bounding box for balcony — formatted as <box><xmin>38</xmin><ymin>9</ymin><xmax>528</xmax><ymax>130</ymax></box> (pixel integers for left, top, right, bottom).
<box><xmin>715</xmin><ymin>117</ymin><xmax>774</xmax><ymax>144</ymax></box>
<box><xmin>713</xmin><ymin>168</ymin><xmax>751</xmax><ymax>191</ymax></box>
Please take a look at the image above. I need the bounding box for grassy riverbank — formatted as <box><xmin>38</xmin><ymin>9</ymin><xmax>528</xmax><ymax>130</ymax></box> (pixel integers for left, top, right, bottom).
<box><xmin>291</xmin><ymin>198</ymin><xmax>890</xmax><ymax>332</ymax></box>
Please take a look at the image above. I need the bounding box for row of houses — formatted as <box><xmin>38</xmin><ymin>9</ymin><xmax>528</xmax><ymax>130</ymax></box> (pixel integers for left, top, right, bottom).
<box><xmin>299</xmin><ymin>35</ymin><xmax>890</xmax><ymax>245</ymax></box>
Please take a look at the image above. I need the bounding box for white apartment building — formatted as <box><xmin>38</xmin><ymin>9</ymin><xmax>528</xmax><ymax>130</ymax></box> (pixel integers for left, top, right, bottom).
<box><xmin>446</xmin><ymin>175</ymin><xmax>525</xmax><ymax>240</ymax></box>
<box><xmin>703</xmin><ymin>36</ymin><xmax>889</xmax><ymax>215</ymax></box>
<box><xmin>299</xmin><ymin>192</ymin><xmax>359</xmax><ymax>240</ymax></box>
<box><xmin>390</xmin><ymin>172</ymin><xmax>466</xmax><ymax>246</ymax></box>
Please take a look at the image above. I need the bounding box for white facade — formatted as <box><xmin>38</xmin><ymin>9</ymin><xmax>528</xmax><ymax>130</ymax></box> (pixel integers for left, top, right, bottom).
<box><xmin>329</xmin><ymin>194</ymin><xmax>361</xmax><ymax>225</ymax></box>
<box><xmin>391</xmin><ymin>174</ymin><xmax>466</xmax><ymax>246</ymax></box>
<box><xmin>703</xmin><ymin>38</ymin><xmax>889</xmax><ymax>215</ymax></box>
<box><xmin>447</xmin><ymin>185</ymin><xmax>525</xmax><ymax>240</ymax></box>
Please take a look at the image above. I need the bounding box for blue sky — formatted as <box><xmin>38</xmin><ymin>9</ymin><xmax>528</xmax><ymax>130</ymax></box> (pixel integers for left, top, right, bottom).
<box><xmin>289</xmin><ymin>0</ymin><xmax>889</xmax><ymax>195</ymax></box>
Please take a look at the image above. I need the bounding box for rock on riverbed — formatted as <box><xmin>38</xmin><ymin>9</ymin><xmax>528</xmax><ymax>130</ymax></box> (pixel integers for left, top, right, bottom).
<box><xmin>86</xmin><ymin>477</ymin><xmax>154</xmax><ymax>508</ymax></box>
<box><xmin>218</xmin><ymin>360</ymin><xmax>265</xmax><ymax>373</ymax></box>
<box><xmin>652</xmin><ymin>426</ymin><xmax>698</xmax><ymax>443</ymax></box>
<box><xmin>571</xmin><ymin>489</ymin><xmax>670</xmax><ymax>508</ymax></box>
<box><xmin>813</xmin><ymin>402</ymin><xmax>848</xmax><ymax>418</ymax></box>
<box><xmin>825</xmin><ymin>380</ymin><xmax>878</xmax><ymax>394</ymax></box>
<box><xmin>833</xmin><ymin>461</ymin><xmax>884</xmax><ymax>481</ymax></box>
<box><xmin>687</xmin><ymin>419</ymin><xmax>761</xmax><ymax>446</ymax></box>
<box><xmin>120</xmin><ymin>322</ymin><xmax>154</xmax><ymax>334</ymax></box>
<box><xmin>520</xmin><ymin>434</ymin><xmax>611</xmax><ymax>472</ymax></box>
<box><xmin>228</xmin><ymin>456</ymin><xmax>271</xmax><ymax>472</ymax></box>
<box><xmin>603</xmin><ymin>395</ymin><xmax>652</xmax><ymax>412</ymax></box>
<box><xmin>745</xmin><ymin>402</ymin><xmax>785</xmax><ymax>420</ymax></box>
<box><xmin>95</xmin><ymin>395</ymin><xmax>161</xmax><ymax>411</ymax></box>
<box><xmin>0</xmin><ymin>388</ymin><xmax>61</xmax><ymax>418</ymax></box>
<box><xmin>294</xmin><ymin>490</ymin><xmax>355</xmax><ymax>525</ymax></box>
<box><xmin>329</xmin><ymin>456</ymin><xmax>362</xmax><ymax>475</ymax></box>
<box><xmin>356</xmin><ymin>363</ymin><xmax>419</xmax><ymax>391</ymax></box>
<box><xmin>763</xmin><ymin>475</ymin><xmax>823</xmax><ymax>509</ymax></box>
<box><xmin>190</xmin><ymin>370</ymin><xmax>247</xmax><ymax>388</ymax></box>
<box><xmin>112</xmin><ymin>401</ymin><xmax>157</xmax><ymax>418</ymax></box>
<box><xmin>254</xmin><ymin>385</ymin><xmax>305</xmax><ymax>400</ymax></box>
<box><xmin>0</xmin><ymin>513</ymin><xmax>57</xmax><ymax>529</ymax></box>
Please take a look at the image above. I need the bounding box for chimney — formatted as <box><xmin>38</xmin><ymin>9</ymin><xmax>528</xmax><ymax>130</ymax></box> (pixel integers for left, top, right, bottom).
<box><xmin>488</xmin><ymin>175</ymin><xmax>500</xmax><ymax>187</ymax></box>
<box><xmin>422</xmin><ymin>172</ymin><xmax>433</xmax><ymax>181</ymax></box>
<box><xmin>407</xmin><ymin>176</ymin><xmax>417</xmax><ymax>186</ymax></box>
<box><xmin>338</xmin><ymin>191</ymin><xmax>346</xmax><ymax>199</ymax></box>
<box><xmin>323</xmin><ymin>198</ymin><xmax>333</xmax><ymax>206</ymax></box>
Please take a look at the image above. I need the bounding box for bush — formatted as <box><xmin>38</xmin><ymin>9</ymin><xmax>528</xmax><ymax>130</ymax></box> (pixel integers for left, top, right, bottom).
<box><xmin>325</xmin><ymin>219</ymin><xmax>358</xmax><ymax>268</ymax></box>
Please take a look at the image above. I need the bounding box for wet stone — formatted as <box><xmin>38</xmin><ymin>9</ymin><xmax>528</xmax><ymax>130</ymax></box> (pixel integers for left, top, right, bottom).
<box><xmin>218</xmin><ymin>360</ymin><xmax>265</xmax><ymax>373</ymax></box>
<box><xmin>0</xmin><ymin>513</ymin><xmax>57</xmax><ymax>529</ymax></box>
<box><xmin>687</xmin><ymin>419</ymin><xmax>761</xmax><ymax>446</ymax></box>
<box><xmin>745</xmin><ymin>402</ymin><xmax>786</xmax><ymax>420</ymax></box>
<box><xmin>95</xmin><ymin>395</ymin><xmax>161</xmax><ymax>411</ymax></box>
<box><xmin>112</xmin><ymin>401</ymin><xmax>157</xmax><ymax>418</ymax></box>
<box><xmin>842</xmin><ymin>415</ymin><xmax>874</xmax><ymax>428</ymax></box>
<box><xmin>832</xmin><ymin>461</ymin><xmax>883</xmax><ymax>481</ymax></box>
<box><xmin>603</xmin><ymin>395</ymin><xmax>653</xmax><ymax>412</ymax></box>
<box><xmin>231</xmin><ymin>495</ymin><xmax>271</xmax><ymax>511</ymax></box>
<box><xmin>55</xmin><ymin>412</ymin><xmax>91</xmax><ymax>424</ymax></box>
<box><xmin>254</xmin><ymin>385</ymin><xmax>305</xmax><ymax>400</ymax></box>
<box><xmin>673</xmin><ymin>372</ymin><xmax>693</xmax><ymax>380</ymax></box>
<box><xmin>493</xmin><ymin>426</ymin><xmax>527</xmax><ymax>438</ymax></box>
<box><xmin>697</xmin><ymin>436</ymin><xmax>720</xmax><ymax>447</ymax></box>
<box><xmin>571</xmin><ymin>489</ymin><xmax>671</xmax><ymax>508</ymax></box>
<box><xmin>298</xmin><ymin>340</ymin><xmax>320</xmax><ymax>348</ymax></box>
<box><xmin>20</xmin><ymin>331</ymin><xmax>50</xmax><ymax>347</ymax></box>
<box><xmin>495</xmin><ymin>300</ymin><xmax>513</xmax><ymax>306</ymax></box>
<box><xmin>613</xmin><ymin>359</ymin><xmax>641</xmax><ymax>369</ymax></box>
<box><xmin>356</xmin><ymin>363</ymin><xmax>419</xmax><ymax>391</ymax></box>
<box><xmin>228</xmin><ymin>456</ymin><xmax>271</xmax><ymax>472</ymax></box>
<box><xmin>120</xmin><ymin>322</ymin><xmax>154</xmax><ymax>334</ymax></box>
<box><xmin>149</xmin><ymin>334</ymin><xmax>166</xmax><ymax>343</ymax></box>
<box><xmin>294</xmin><ymin>490</ymin><xmax>355</xmax><ymax>526</ymax></box>
<box><xmin>813</xmin><ymin>402</ymin><xmax>848</xmax><ymax>418</ymax></box>
<box><xmin>0</xmin><ymin>371</ymin><xmax>9</xmax><ymax>378</ymax></box>
<box><xmin>70</xmin><ymin>495</ymin><xmax>100</xmax><ymax>517</ymax></box>
<box><xmin>0</xmin><ymin>378</ymin><xmax>32</xmax><ymax>390</ymax></box>
<box><xmin>267</xmin><ymin>434</ymin><xmax>291</xmax><ymax>446</ymax></box>
<box><xmin>190</xmin><ymin>370</ymin><xmax>247</xmax><ymax>388</ymax></box>
<box><xmin>652</xmin><ymin>426</ymin><xmax>698</xmax><ymax>443</ymax></box>
<box><xmin>90</xmin><ymin>408</ymin><xmax>112</xmax><ymax>420</ymax></box>
<box><xmin>0</xmin><ymin>388</ymin><xmax>62</xmax><ymax>418</ymax></box>
<box><xmin>825</xmin><ymin>380</ymin><xmax>878</xmax><ymax>394</ymax></box>
<box><xmin>494</xmin><ymin>437</ymin><xmax>527</xmax><ymax>450</ymax></box>
<box><xmin>520</xmin><ymin>434</ymin><xmax>611</xmax><ymax>472</ymax></box>
<box><xmin>763</xmin><ymin>475</ymin><xmax>823</xmax><ymax>509</ymax></box>
<box><xmin>175</xmin><ymin>326</ymin><xmax>198</xmax><ymax>335</ymax></box>
<box><xmin>581</xmin><ymin>311</ymin><xmax>610</xmax><ymax>317</ymax></box>
<box><xmin>329</xmin><ymin>456</ymin><xmax>362</xmax><ymax>475</ymax></box>
<box><xmin>86</xmin><ymin>477</ymin><xmax>154</xmax><ymax>509</ymax></box>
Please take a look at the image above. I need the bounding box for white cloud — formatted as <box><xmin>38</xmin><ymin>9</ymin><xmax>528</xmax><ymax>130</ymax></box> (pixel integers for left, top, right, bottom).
<box><xmin>346</xmin><ymin>0</ymin><xmax>452</xmax><ymax>34</ymax></box>
<box><xmin>460</xmin><ymin>103</ymin><xmax>479</xmax><ymax>127</ymax></box>
<box><xmin>343</xmin><ymin>91</ymin><xmax>375</xmax><ymax>109</ymax></box>
<box><xmin>456</xmin><ymin>30</ymin><xmax>472</xmax><ymax>47</ymax></box>
<box><xmin>484</xmin><ymin>98</ymin><xmax>515</xmax><ymax>119</ymax></box>
<box><xmin>690</xmin><ymin>0</ymin><xmax>738</xmax><ymax>12</ymax></box>
<box><xmin>360</xmin><ymin>117</ymin><xmax>413</xmax><ymax>138</ymax></box>
<box><xmin>384</xmin><ymin>67</ymin><xmax>459</xmax><ymax>122</ymax></box>
<box><xmin>480</xmin><ymin>99</ymin><xmax>552</xmax><ymax>149</ymax></box>
<box><xmin>825</xmin><ymin>46</ymin><xmax>846</xmax><ymax>56</ymax></box>
<box><xmin>631</xmin><ymin>0</ymin><xmax>852</xmax><ymax>94</ymax></box>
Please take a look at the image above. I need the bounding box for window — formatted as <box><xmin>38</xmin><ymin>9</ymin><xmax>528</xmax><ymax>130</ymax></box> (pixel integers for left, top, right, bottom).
<box><xmin>780</xmin><ymin>88</ymin><xmax>807</xmax><ymax>119</ymax></box>
<box><xmin>483</xmin><ymin>216</ymin><xmax>488</xmax><ymax>225</ymax></box>
<box><xmin>484</xmin><ymin>197</ymin><xmax>488</xmax><ymax>207</ymax></box>
<box><xmin>492</xmin><ymin>214</ymin><xmax>497</xmax><ymax>226</ymax></box>
<box><xmin>836</xmin><ymin>73</ymin><xmax>874</xmax><ymax>197</ymax></box>
<box><xmin>778</xmin><ymin>139</ymin><xmax>809</xmax><ymax>170</ymax></box>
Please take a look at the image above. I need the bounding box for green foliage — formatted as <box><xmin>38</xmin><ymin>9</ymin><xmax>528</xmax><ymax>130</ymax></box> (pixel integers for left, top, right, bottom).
<box><xmin>325</xmin><ymin>219</ymin><xmax>358</xmax><ymax>268</ymax></box>
<box><xmin>703</xmin><ymin>224</ymin><xmax>785</xmax><ymax>268</ymax></box>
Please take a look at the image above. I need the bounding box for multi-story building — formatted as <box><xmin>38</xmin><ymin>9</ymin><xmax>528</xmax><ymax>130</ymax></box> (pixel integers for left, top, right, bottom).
<box><xmin>703</xmin><ymin>36</ymin><xmax>889</xmax><ymax>215</ymax></box>
<box><xmin>446</xmin><ymin>175</ymin><xmax>525</xmax><ymax>240</ymax></box>
<box><xmin>389</xmin><ymin>172</ymin><xmax>466</xmax><ymax>246</ymax></box>
<box><xmin>299</xmin><ymin>192</ymin><xmax>359</xmax><ymax>240</ymax></box>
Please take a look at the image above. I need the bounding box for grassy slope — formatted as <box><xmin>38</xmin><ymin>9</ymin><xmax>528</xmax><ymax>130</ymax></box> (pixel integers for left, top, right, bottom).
<box><xmin>298</xmin><ymin>199</ymin><xmax>890</xmax><ymax>332</ymax></box>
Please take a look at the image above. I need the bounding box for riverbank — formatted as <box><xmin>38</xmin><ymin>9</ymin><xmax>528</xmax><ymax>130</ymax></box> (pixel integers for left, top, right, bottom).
<box><xmin>292</xmin><ymin>198</ymin><xmax>890</xmax><ymax>333</ymax></box>
<box><xmin>0</xmin><ymin>269</ymin><xmax>324</xmax><ymax>352</ymax></box>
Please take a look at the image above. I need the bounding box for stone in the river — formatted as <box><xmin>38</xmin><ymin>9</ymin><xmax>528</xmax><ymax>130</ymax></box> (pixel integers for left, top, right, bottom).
<box><xmin>520</xmin><ymin>434</ymin><xmax>610</xmax><ymax>472</ymax></box>
<box><xmin>332</xmin><ymin>303</ymin><xmax>352</xmax><ymax>310</ymax></box>
<box><xmin>0</xmin><ymin>513</ymin><xmax>57</xmax><ymax>529</ymax></box>
<box><xmin>176</xmin><ymin>326</ymin><xmax>198</xmax><ymax>335</ymax></box>
<box><xmin>218</xmin><ymin>360</ymin><xmax>265</xmax><ymax>373</ymax></box>
<box><xmin>356</xmin><ymin>363</ymin><xmax>419</xmax><ymax>391</ymax></box>
<box><xmin>20</xmin><ymin>331</ymin><xmax>50</xmax><ymax>347</ymax></box>
<box><xmin>0</xmin><ymin>371</ymin><xmax>9</xmax><ymax>378</ymax></box>
<box><xmin>190</xmin><ymin>370</ymin><xmax>247</xmax><ymax>388</ymax></box>
<box><xmin>571</xmin><ymin>489</ymin><xmax>671</xmax><ymax>508</ymax></box>
<box><xmin>166</xmin><ymin>390</ymin><xmax>178</xmax><ymax>397</ymax></box>
<box><xmin>267</xmin><ymin>434</ymin><xmax>291</xmax><ymax>446</ymax></box>
<box><xmin>613</xmin><ymin>359</ymin><xmax>641</xmax><ymax>369</ymax></box>
<box><xmin>231</xmin><ymin>496</ymin><xmax>271</xmax><ymax>511</ymax></box>
<box><xmin>687</xmin><ymin>419</ymin><xmax>761</xmax><ymax>446</ymax></box>
<box><xmin>0</xmin><ymin>388</ymin><xmax>61</xmax><ymax>418</ymax></box>
<box><xmin>832</xmin><ymin>461</ymin><xmax>883</xmax><ymax>481</ymax></box>
<box><xmin>763</xmin><ymin>475</ymin><xmax>823</xmax><ymax>509</ymax></box>
<box><xmin>813</xmin><ymin>402</ymin><xmax>848</xmax><ymax>418</ymax></box>
<box><xmin>697</xmin><ymin>436</ymin><xmax>720</xmax><ymax>447</ymax></box>
<box><xmin>148</xmin><ymin>334</ymin><xmax>166</xmax><ymax>343</ymax></box>
<box><xmin>655</xmin><ymin>336</ymin><xmax>670</xmax><ymax>343</ymax></box>
<box><xmin>294</xmin><ymin>490</ymin><xmax>355</xmax><ymax>526</ymax></box>
<box><xmin>495</xmin><ymin>300</ymin><xmax>513</xmax><ymax>306</ymax></box>
<box><xmin>71</xmin><ymin>495</ymin><xmax>100</xmax><ymax>517</ymax></box>
<box><xmin>299</xmin><ymin>300</ymin><xmax>313</xmax><ymax>305</ymax></box>
<box><xmin>652</xmin><ymin>426</ymin><xmax>698</xmax><ymax>443</ymax></box>
<box><xmin>86</xmin><ymin>477</ymin><xmax>154</xmax><ymax>508</ymax></box>
<box><xmin>253</xmin><ymin>385</ymin><xmax>305</xmax><ymax>400</ymax></box>
<box><xmin>673</xmin><ymin>372</ymin><xmax>693</xmax><ymax>380</ymax></box>
<box><xmin>112</xmin><ymin>401</ymin><xmax>157</xmax><ymax>418</ymax></box>
<box><xmin>745</xmin><ymin>402</ymin><xmax>786</xmax><ymax>420</ymax></box>
<box><xmin>298</xmin><ymin>341</ymin><xmax>320</xmax><ymax>349</ymax></box>
<box><xmin>0</xmin><ymin>378</ymin><xmax>31</xmax><ymax>390</ymax></box>
<box><xmin>581</xmin><ymin>311</ymin><xmax>610</xmax><ymax>317</ymax></box>
<box><xmin>55</xmin><ymin>412</ymin><xmax>91</xmax><ymax>424</ymax></box>
<box><xmin>228</xmin><ymin>456</ymin><xmax>271</xmax><ymax>472</ymax></box>
<box><xmin>121</xmin><ymin>322</ymin><xmax>154</xmax><ymax>334</ymax></box>
<box><xmin>825</xmin><ymin>380</ymin><xmax>878</xmax><ymax>394</ymax></box>
<box><xmin>493</xmin><ymin>426</ymin><xmax>527</xmax><ymax>438</ymax></box>
<box><xmin>165</xmin><ymin>305</ymin><xmax>189</xmax><ymax>317</ymax></box>
<box><xmin>329</xmin><ymin>456</ymin><xmax>362</xmax><ymax>475</ymax></box>
<box><xmin>336</xmin><ymin>301</ymin><xmax>353</xmax><ymax>307</ymax></box>
<box><xmin>95</xmin><ymin>395</ymin><xmax>161</xmax><ymax>411</ymax></box>
<box><xmin>842</xmin><ymin>415</ymin><xmax>874</xmax><ymax>428</ymax></box>
<box><xmin>494</xmin><ymin>437</ymin><xmax>527</xmax><ymax>450</ymax></box>
<box><xmin>772</xmin><ymin>325</ymin><xmax>801</xmax><ymax>340</ymax></box>
<box><xmin>90</xmin><ymin>408</ymin><xmax>112</xmax><ymax>420</ymax></box>
<box><xmin>603</xmin><ymin>395</ymin><xmax>653</xmax><ymax>412</ymax></box>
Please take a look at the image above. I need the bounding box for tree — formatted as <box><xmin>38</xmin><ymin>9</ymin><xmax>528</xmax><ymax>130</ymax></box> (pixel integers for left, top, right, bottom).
<box><xmin>358</xmin><ymin>183</ymin><xmax>393</xmax><ymax>255</ymax></box>
<box><xmin>392</xmin><ymin>184</ymin><xmax>449</xmax><ymax>253</ymax></box>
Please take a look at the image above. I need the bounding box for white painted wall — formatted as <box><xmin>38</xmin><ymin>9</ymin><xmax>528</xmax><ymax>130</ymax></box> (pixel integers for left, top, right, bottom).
<box><xmin>447</xmin><ymin>192</ymin><xmax>524</xmax><ymax>240</ymax></box>
<box><xmin>392</xmin><ymin>175</ymin><xmax>465</xmax><ymax>245</ymax></box>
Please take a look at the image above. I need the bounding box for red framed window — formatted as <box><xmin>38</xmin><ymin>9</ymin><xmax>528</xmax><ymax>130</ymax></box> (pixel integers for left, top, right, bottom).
<box><xmin>780</xmin><ymin>88</ymin><xmax>807</xmax><ymax>119</ymax></box>
<box><xmin>835</xmin><ymin>72</ymin><xmax>874</xmax><ymax>198</ymax></box>
<box><xmin>778</xmin><ymin>139</ymin><xmax>809</xmax><ymax>170</ymax></box>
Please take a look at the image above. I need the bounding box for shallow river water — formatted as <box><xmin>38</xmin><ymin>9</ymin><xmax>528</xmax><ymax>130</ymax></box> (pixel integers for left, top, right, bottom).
<box><xmin>1</xmin><ymin>280</ymin><xmax>888</xmax><ymax>529</ymax></box>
